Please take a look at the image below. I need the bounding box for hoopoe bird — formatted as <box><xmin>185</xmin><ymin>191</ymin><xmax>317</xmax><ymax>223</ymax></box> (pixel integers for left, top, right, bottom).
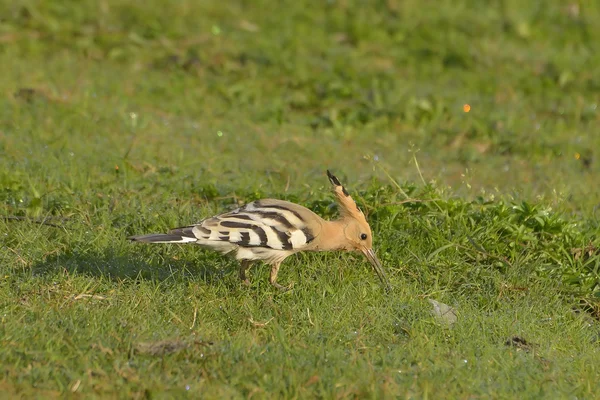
<box><xmin>128</xmin><ymin>170</ymin><xmax>390</xmax><ymax>291</ymax></box>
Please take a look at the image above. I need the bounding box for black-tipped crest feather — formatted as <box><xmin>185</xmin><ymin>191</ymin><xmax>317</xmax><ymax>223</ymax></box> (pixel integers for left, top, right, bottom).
<box><xmin>327</xmin><ymin>170</ymin><xmax>349</xmax><ymax>196</ymax></box>
<box><xmin>327</xmin><ymin>170</ymin><xmax>341</xmax><ymax>186</ymax></box>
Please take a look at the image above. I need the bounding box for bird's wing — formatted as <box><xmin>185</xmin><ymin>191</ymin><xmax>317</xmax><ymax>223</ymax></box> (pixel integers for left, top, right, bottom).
<box><xmin>169</xmin><ymin>200</ymin><xmax>321</xmax><ymax>252</ymax></box>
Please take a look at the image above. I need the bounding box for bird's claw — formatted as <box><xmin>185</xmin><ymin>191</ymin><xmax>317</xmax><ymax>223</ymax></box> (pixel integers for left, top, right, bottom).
<box><xmin>272</xmin><ymin>281</ymin><xmax>294</xmax><ymax>292</ymax></box>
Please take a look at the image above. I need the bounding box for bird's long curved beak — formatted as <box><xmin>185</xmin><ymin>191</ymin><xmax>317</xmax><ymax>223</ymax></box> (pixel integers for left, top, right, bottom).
<box><xmin>362</xmin><ymin>248</ymin><xmax>391</xmax><ymax>292</ymax></box>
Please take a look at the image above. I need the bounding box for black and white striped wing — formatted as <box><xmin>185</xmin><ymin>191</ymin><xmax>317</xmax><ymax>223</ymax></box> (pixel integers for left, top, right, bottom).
<box><xmin>168</xmin><ymin>200</ymin><xmax>317</xmax><ymax>252</ymax></box>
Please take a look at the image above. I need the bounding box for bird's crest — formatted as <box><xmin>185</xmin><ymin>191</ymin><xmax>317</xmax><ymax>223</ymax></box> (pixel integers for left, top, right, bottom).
<box><xmin>326</xmin><ymin>170</ymin><xmax>367</xmax><ymax>223</ymax></box>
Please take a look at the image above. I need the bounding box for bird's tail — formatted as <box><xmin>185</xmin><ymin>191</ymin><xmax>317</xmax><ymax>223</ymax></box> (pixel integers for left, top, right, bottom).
<box><xmin>127</xmin><ymin>233</ymin><xmax>197</xmax><ymax>244</ymax></box>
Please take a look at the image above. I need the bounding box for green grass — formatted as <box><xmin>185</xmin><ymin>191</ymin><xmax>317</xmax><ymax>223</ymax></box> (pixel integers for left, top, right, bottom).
<box><xmin>1</xmin><ymin>0</ymin><xmax>600</xmax><ymax>397</ymax></box>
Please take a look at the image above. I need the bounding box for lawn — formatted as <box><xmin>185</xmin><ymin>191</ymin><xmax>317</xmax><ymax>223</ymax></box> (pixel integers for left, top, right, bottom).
<box><xmin>1</xmin><ymin>0</ymin><xmax>599</xmax><ymax>398</ymax></box>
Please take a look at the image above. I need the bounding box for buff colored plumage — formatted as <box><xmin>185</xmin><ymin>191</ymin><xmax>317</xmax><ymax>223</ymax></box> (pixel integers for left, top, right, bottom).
<box><xmin>128</xmin><ymin>170</ymin><xmax>390</xmax><ymax>291</ymax></box>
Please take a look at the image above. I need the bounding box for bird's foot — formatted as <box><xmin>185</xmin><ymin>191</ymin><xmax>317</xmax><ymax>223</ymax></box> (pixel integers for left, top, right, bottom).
<box><xmin>271</xmin><ymin>281</ymin><xmax>294</xmax><ymax>292</ymax></box>
<box><xmin>242</xmin><ymin>278</ymin><xmax>251</xmax><ymax>287</ymax></box>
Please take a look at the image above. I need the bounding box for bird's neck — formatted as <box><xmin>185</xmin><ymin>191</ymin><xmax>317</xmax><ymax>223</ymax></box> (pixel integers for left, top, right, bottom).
<box><xmin>316</xmin><ymin>219</ymin><xmax>350</xmax><ymax>251</ymax></box>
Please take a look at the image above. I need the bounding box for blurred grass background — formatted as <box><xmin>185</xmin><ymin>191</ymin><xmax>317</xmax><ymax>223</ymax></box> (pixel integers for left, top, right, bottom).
<box><xmin>2</xmin><ymin>0</ymin><xmax>599</xmax><ymax>205</ymax></box>
<box><xmin>1</xmin><ymin>0</ymin><xmax>599</xmax><ymax>397</ymax></box>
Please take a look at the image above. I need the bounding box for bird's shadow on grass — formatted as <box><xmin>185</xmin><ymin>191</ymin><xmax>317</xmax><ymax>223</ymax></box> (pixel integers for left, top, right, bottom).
<box><xmin>29</xmin><ymin>246</ymin><xmax>235</xmax><ymax>286</ymax></box>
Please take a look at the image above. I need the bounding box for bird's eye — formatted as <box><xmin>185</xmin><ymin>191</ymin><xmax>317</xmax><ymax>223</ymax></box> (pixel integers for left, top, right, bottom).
<box><xmin>360</xmin><ymin>233</ymin><xmax>367</xmax><ymax>240</ymax></box>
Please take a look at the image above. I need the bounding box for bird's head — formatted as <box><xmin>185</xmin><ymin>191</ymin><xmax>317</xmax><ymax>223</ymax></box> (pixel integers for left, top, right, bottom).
<box><xmin>327</xmin><ymin>170</ymin><xmax>391</xmax><ymax>291</ymax></box>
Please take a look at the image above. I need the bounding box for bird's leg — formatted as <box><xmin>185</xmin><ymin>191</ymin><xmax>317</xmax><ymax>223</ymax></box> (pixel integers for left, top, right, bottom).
<box><xmin>239</xmin><ymin>260</ymin><xmax>254</xmax><ymax>286</ymax></box>
<box><xmin>269</xmin><ymin>261</ymin><xmax>293</xmax><ymax>291</ymax></box>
